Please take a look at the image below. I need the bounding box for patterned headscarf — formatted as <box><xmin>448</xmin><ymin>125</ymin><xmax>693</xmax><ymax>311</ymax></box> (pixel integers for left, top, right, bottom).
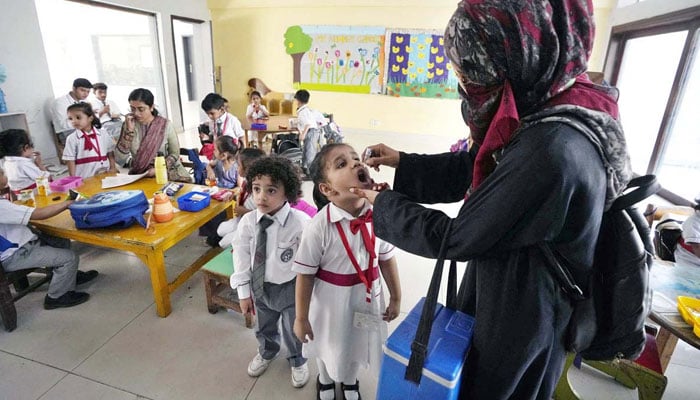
<box><xmin>445</xmin><ymin>0</ymin><xmax>632</xmax><ymax>209</ymax></box>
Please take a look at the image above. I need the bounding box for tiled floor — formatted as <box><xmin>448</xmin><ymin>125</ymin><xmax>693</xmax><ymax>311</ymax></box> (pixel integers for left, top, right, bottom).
<box><xmin>1</xmin><ymin>129</ymin><xmax>698</xmax><ymax>399</ymax></box>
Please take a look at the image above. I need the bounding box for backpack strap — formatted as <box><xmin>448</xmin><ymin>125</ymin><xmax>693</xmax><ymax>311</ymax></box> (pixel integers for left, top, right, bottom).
<box><xmin>538</xmin><ymin>243</ymin><xmax>585</xmax><ymax>301</ymax></box>
<box><xmin>610</xmin><ymin>175</ymin><xmax>660</xmax><ymax>211</ymax></box>
<box><xmin>405</xmin><ymin>220</ymin><xmax>457</xmax><ymax>384</ymax></box>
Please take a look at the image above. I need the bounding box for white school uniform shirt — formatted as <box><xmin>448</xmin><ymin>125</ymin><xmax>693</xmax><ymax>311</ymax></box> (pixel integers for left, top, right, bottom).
<box><xmin>62</xmin><ymin>127</ymin><xmax>115</xmax><ymax>178</ymax></box>
<box><xmin>674</xmin><ymin>210</ymin><xmax>700</xmax><ymax>268</ymax></box>
<box><xmin>296</xmin><ymin>104</ymin><xmax>327</xmax><ymax>135</ymax></box>
<box><xmin>209</xmin><ymin>112</ymin><xmax>245</xmax><ymax>142</ymax></box>
<box><xmin>230</xmin><ymin>202</ymin><xmax>311</xmax><ymax>299</ymax></box>
<box><xmin>246</xmin><ymin>104</ymin><xmax>269</xmax><ymax>120</ymax></box>
<box><xmin>0</xmin><ymin>200</ymin><xmax>36</xmax><ymax>261</ymax></box>
<box><xmin>292</xmin><ymin>202</ymin><xmax>395</xmax><ymax>382</ymax></box>
<box><xmin>52</xmin><ymin>93</ymin><xmax>83</xmax><ymax>134</ymax></box>
<box><xmin>90</xmin><ymin>98</ymin><xmax>122</xmax><ymax>124</ymax></box>
<box><xmin>3</xmin><ymin>156</ymin><xmax>49</xmax><ymax>192</ymax></box>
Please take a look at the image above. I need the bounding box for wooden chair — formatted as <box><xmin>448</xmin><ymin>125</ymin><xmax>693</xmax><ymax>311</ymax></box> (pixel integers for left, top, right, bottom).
<box><xmin>554</xmin><ymin>332</ymin><xmax>667</xmax><ymax>400</ymax></box>
<box><xmin>0</xmin><ymin>260</ymin><xmax>53</xmax><ymax>332</ymax></box>
<box><xmin>246</xmin><ymin>78</ymin><xmax>293</xmax><ymax>116</ymax></box>
<box><xmin>201</xmin><ymin>247</ymin><xmax>252</xmax><ymax>328</ymax></box>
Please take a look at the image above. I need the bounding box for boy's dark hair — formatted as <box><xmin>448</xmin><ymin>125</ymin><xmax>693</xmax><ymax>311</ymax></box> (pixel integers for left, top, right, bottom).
<box><xmin>128</xmin><ymin>88</ymin><xmax>160</xmax><ymax>116</ymax></box>
<box><xmin>246</xmin><ymin>155</ymin><xmax>301</xmax><ymax>204</ymax></box>
<box><xmin>238</xmin><ymin>148</ymin><xmax>265</xmax><ymax>173</ymax></box>
<box><xmin>73</xmin><ymin>78</ymin><xmax>92</xmax><ymax>89</ymax></box>
<box><xmin>201</xmin><ymin>93</ymin><xmax>226</xmax><ymax>112</ymax></box>
<box><xmin>67</xmin><ymin>103</ymin><xmax>102</xmax><ymax>129</ymax></box>
<box><xmin>308</xmin><ymin>143</ymin><xmax>347</xmax><ymax>209</ymax></box>
<box><xmin>0</xmin><ymin>129</ymin><xmax>32</xmax><ymax>158</ymax></box>
<box><xmin>93</xmin><ymin>82</ymin><xmax>108</xmax><ymax>91</ymax></box>
<box><xmin>293</xmin><ymin>89</ymin><xmax>310</xmax><ymax>104</ymax></box>
<box><xmin>215</xmin><ymin>135</ymin><xmax>239</xmax><ymax>158</ymax></box>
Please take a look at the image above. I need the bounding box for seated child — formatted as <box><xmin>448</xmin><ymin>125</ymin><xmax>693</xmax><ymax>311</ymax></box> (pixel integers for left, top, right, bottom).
<box><xmin>293</xmin><ymin>143</ymin><xmax>401</xmax><ymax>400</ymax></box>
<box><xmin>217</xmin><ymin>148</ymin><xmax>265</xmax><ymax>248</ymax></box>
<box><xmin>200</xmin><ymin>93</ymin><xmax>245</xmax><ymax>154</ymax></box>
<box><xmin>0</xmin><ymin>129</ymin><xmax>50</xmax><ymax>192</ymax></box>
<box><xmin>0</xmin><ymin>166</ymin><xmax>98</xmax><ymax>309</ymax></box>
<box><xmin>63</xmin><ymin>102</ymin><xmax>117</xmax><ymax>178</ymax></box>
<box><xmin>230</xmin><ymin>155</ymin><xmax>311</xmax><ymax>388</ymax></box>
<box><xmin>205</xmin><ymin>136</ymin><xmax>240</xmax><ymax>189</ymax></box>
<box><xmin>198</xmin><ymin>123</ymin><xmax>214</xmax><ymax>160</ymax></box>
<box><xmin>90</xmin><ymin>82</ymin><xmax>123</xmax><ymax>141</ymax></box>
<box><xmin>675</xmin><ymin>198</ymin><xmax>700</xmax><ymax>267</ymax></box>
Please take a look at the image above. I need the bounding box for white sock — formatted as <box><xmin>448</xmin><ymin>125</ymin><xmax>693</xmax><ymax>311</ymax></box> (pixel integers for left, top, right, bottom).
<box><xmin>317</xmin><ymin>360</ymin><xmax>335</xmax><ymax>400</ymax></box>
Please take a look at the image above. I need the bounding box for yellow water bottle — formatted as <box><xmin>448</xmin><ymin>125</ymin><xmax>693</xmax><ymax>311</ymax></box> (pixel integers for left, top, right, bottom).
<box><xmin>155</xmin><ymin>152</ymin><xmax>167</xmax><ymax>185</ymax></box>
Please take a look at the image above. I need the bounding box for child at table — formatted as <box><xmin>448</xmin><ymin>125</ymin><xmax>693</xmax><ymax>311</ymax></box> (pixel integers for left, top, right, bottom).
<box><xmin>63</xmin><ymin>102</ymin><xmax>117</xmax><ymax>178</ymax></box>
<box><xmin>0</xmin><ymin>129</ymin><xmax>50</xmax><ymax>193</ymax></box>
<box><xmin>200</xmin><ymin>92</ymin><xmax>245</xmax><ymax>153</ymax></box>
<box><xmin>217</xmin><ymin>148</ymin><xmax>265</xmax><ymax>248</ymax></box>
<box><xmin>205</xmin><ymin>136</ymin><xmax>240</xmax><ymax>189</ymax></box>
<box><xmin>245</xmin><ymin>91</ymin><xmax>269</xmax><ymax>148</ymax></box>
<box><xmin>230</xmin><ymin>155</ymin><xmax>311</xmax><ymax>388</ymax></box>
<box><xmin>293</xmin><ymin>143</ymin><xmax>401</xmax><ymax>400</ymax></box>
<box><xmin>0</xmin><ymin>166</ymin><xmax>98</xmax><ymax>310</ymax></box>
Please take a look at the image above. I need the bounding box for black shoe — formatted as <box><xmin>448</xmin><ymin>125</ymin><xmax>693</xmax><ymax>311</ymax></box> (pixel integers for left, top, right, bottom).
<box><xmin>76</xmin><ymin>270</ymin><xmax>98</xmax><ymax>285</ymax></box>
<box><xmin>206</xmin><ymin>236</ymin><xmax>221</xmax><ymax>248</ymax></box>
<box><xmin>340</xmin><ymin>380</ymin><xmax>361</xmax><ymax>400</ymax></box>
<box><xmin>44</xmin><ymin>291</ymin><xmax>90</xmax><ymax>310</ymax></box>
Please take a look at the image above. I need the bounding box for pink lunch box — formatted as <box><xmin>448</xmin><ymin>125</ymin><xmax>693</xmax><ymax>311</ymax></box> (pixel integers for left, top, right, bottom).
<box><xmin>49</xmin><ymin>176</ymin><xmax>83</xmax><ymax>192</ymax></box>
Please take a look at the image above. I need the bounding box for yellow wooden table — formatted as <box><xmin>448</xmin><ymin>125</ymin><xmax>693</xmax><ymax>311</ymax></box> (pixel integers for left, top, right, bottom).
<box><xmin>31</xmin><ymin>175</ymin><xmax>234</xmax><ymax>317</ymax></box>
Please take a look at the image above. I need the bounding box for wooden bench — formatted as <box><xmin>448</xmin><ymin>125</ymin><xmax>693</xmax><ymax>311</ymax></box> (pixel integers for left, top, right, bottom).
<box><xmin>201</xmin><ymin>247</ymin><xmax>252</xmax><ymax>328</ymax></box>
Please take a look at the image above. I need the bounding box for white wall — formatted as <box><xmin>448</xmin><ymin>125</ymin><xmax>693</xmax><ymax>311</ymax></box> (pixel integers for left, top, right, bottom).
<box><xmin>610</xmin><ymin>0</ymin><xmax>700</xmax><ymax>26</ymax></box>
<box><xmin>0</xmin><ymin>0</ymin><xmax>212</xmax><ymax>160</ymax></box>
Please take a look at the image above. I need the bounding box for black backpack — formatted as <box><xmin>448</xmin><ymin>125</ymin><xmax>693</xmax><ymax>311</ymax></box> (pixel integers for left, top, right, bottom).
<box><xmin>540</xmin><ymin>175</ymin><xmax>660</xmax><ymax>361</ymax></box>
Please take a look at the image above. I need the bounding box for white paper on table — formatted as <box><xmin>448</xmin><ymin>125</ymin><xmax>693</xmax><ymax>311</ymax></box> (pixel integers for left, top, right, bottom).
<box><xmin>101</xmin><ymin>173</ymin><xmax>148</xmax><ymax>189</ymax></box>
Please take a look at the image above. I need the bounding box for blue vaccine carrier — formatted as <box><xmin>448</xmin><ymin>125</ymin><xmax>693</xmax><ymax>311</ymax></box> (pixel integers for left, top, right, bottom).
<box><xmin>377</xmin><ymin>298</ymin><xmax>475</xmax><ymax>400</ymax></box>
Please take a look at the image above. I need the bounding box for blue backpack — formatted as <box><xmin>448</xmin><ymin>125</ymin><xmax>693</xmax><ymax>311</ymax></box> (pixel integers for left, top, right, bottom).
<box><xmin>69</xmin><ymin>190</ymin><xmax>149</xmax><ymax>229</ymax></box>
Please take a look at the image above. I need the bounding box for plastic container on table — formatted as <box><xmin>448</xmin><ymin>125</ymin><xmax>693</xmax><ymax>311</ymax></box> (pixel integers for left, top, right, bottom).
<box><xmin>177</xmin><ymin>191</ymin><xmax>211</xmax><ymax>212</ymax></box>
<box><xmin>49</xmin><ymin>176</ymin><xmax>83</xmax><ymax>192</ymax></box>
<box><xmin>677</xmin><ymin>296</ymin><xmax>700</xmax><ymax>338</ymax></box>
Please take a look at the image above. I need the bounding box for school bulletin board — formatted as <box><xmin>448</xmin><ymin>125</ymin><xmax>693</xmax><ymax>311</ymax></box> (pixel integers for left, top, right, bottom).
<box><xmin>284</xmin><ymin>26</ymin><xmax>459</xmax><ymax>99</ymax></box>
<box><xmin>383</xmin><ymin>29</ymin><xmax>459</xmax><ymax>99</ymax></box>
<box><xmin>286</xmin><ymin>25</ymin><xmax>385</xmax><ymax>94</ymax></box>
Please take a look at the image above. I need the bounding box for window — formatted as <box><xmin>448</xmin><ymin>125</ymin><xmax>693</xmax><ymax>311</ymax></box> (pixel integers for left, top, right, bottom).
<box><xmin>36</xmin><ymin>0</ymin><xmax>167</xmax><ymax>116</ymax></box>
<box><xmin>606</xmin><ymin>7</ymin><xmax>700</xmax><ymax>204</ymax></box>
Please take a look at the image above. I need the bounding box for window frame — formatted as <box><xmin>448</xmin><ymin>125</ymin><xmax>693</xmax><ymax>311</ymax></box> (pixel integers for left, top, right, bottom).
<box><xmin>604</xmin><ymin>6</ymin><xmax>700</xmax><ymax>206</ymax></box>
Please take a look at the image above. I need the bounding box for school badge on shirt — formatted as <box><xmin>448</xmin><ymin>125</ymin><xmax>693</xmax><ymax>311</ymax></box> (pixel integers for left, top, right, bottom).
<box><xmin>280</xmin><ymin>248</ymin><xmax>294</xmax><ymax>262</ymax></box>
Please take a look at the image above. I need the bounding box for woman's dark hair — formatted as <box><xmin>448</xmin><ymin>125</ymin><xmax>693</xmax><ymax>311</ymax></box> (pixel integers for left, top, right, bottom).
<box><xmin>67</xmin><ymin>102</ymin><xmax>102</xmax><ymax>129</ymax></box>
<box><xmin>215</xmin><ymin>135</ymin><xmax>239</xmax><ymax>159</ymax></box>
<box><xmin>128</xmin><ymin>88</ymin><xmax>159</xmax><ymax>116</ymax></box>
<box><xmin>246</xmin><ymin>155</ymin><xmax>301</xmax><ymax>203</ymax></box>
<box><xmin>0</xmin><ymin>129</ymin><xmax>32</xmax><ymax>158</ymax></box>
<box><xmin>308</xmin><ymin>143</ymin><xmax>348</xmax><ymax>209</ymax></box>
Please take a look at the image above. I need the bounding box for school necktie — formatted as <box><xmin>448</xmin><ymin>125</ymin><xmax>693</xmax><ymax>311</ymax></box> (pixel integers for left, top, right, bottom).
<box><xmin>216</xmin><ymin>120</ymin><xmax>223</xmax><ymax>137</ymax></box>
<box><xmin>83</xmin><ymin>131</ymin><xmax>98</xmax><ymax>151</ymax></box>
<box><xmin>251</xmin><ymin>215</ymin><xmax>274</xmax><ymax>298</ymax></box>
<box><xmin>350</xmin><ymin>209</ymin><xmax>376</xmax><ymax>260</ymax></box>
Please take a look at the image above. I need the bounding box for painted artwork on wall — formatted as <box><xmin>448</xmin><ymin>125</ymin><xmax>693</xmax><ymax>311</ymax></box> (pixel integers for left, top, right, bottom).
<box><xmin>284</xmin><ymin>25</ymin><xmax>385</xmax><ymax>94</ymax></box>
<box><xmin>383</xmin><ymin>29</ymin><xmax>459</xmax><ymax>99</ymax></box>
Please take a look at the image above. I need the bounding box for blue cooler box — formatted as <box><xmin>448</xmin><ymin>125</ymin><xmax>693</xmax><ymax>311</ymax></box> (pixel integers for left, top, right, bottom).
<box><xmin>377</xmin><ymin>298</ymin><xmax>475</xmax><ymax>400</ymax></box>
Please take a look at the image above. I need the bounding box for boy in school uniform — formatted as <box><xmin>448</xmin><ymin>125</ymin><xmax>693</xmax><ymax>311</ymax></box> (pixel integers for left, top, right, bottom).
<box><xmin>0</xmin><ymin>167</ymin><xmax>98</xmax><ymax>309</ymax></box>
<box><xmin>200</xmin><ymin>93</ymin><xmax>246</xmax><ymax>157</ymax></box>
<box><xmin>293</xmin><ymin>90</ymin><xmax>329</xmax><ymax>172</ymax></box>
<box><xmin>51</xmin><ymin>78</ymin><xmax>93</xmax><ymax>146</ymax></box>
<box><xmin>230</xmin><ymin>156</ymin><xmax>310</xmax><ymax>388</ymax></box>
<box><xmin>90</xmin><ymin>82</ymin><xmax>123</xmax><ymax>141</ymax></box>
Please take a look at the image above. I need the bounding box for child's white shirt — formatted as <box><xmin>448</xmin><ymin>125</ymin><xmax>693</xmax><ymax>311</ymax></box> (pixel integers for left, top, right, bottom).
<box><xmin>246</xmin><ymin>104</ymin><xmax>269</xmax><ymax>120</ymax></box>
<box><xmin>296</xmin><ymin>104</ymin><xmax>327</xmax><ymax>134</ymax></box>
<box><xmin>675</xmin><ymin>211</ymin><xmax>700</xmax><ymax>267</ymax></box>
<box><xmin>62</xmin><ymin>127</ymin><xmax>114</xmax><ymax>178</ymax></box>
<box><xmin>209</xmin><ymin>112</ymin><xmax>244</xmax><ymax>140</ymax></box>
<box><xmin>292</xmin><ymin>202</ymin><xmax>395</xmax><ymax>382</ymax></box>
<box><xmin>3</xmin><ymin>156</ymin><xmax>49</xmax><ymax>191</ymax></box>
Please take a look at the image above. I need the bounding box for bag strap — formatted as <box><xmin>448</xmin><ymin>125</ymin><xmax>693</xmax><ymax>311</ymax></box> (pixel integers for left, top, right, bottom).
<box><xmin>405</xmin><ymin>220</ymin><xmax>457</xmax><ymax>384</ymax></box>
<box><xmin>538</xmin><ymin>242</ymin><xmax>585</xmax><ymax>302</ymax></box>
<box><xmin>610</xmin><ymin>175</ymin><xmax>660</xmax><ymax>211</ymax></box>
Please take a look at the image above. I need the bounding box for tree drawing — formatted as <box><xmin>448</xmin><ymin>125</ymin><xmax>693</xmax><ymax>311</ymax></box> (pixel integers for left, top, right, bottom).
<box><xmin>284</xmin><ymin>26</ymin><xmax>312</xmax><ymax>83</ymax></box>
